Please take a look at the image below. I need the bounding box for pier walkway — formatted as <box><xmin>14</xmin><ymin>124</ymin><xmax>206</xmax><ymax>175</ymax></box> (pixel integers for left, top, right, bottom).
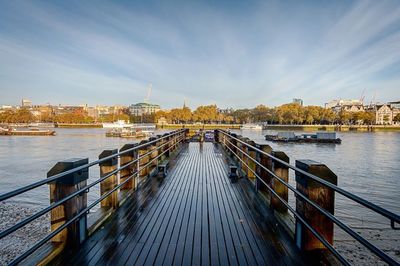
<box><xmin>1</xmin><ymin>129</ymin><xmax>399</xmax><ymax>265</ymax></box>
<box><xmin>53</xmin><ymin>142</ymin><xmax>304</xmax><ymax>265</ymax></box>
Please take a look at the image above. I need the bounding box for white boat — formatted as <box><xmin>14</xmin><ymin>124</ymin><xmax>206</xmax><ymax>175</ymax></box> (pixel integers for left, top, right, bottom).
<box><xmin>102</xmin><ymin>120</ymin><xmax>133</xmax><ymax>128</ymax></box>
<box><xmin>240</xmin><ymin>124</ymin><xmax>263</xmax><ymax>130</ymax></box>
<box><xmin>131</xmin><ymin>124</ymin><xmax>156</xmax><ymax>134</ymax></box>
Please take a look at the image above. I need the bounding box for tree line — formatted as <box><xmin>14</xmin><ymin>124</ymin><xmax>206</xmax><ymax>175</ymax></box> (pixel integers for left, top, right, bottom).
<box><xmin>155</xmin><ymin>104</ymin><xmax>381</xmax><ymax>125</ymax></box>
<box><xmin>1</xmin><ymin>104</ymin><xmax>399</xmax><ymax>125</ymax></box>
<box><xmin>0</xmin><ymin>108</ymin><xmax>129</xmax><ymax>124</ymax></box>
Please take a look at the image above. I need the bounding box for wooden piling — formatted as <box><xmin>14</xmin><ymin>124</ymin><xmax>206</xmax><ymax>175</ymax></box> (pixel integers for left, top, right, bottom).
<box><xmin>255</xmin><ymin>144</ymin><xmax>273</xmax><ymax>194</ymax></box>
<box><xmin>119</xmin><ymin>143</ymin><xmax>138</xmax><ymax>190</ymax></box>
<box><xmin>295</xmin><ymin>160</ymin><xmax>337</xmax><ymax>251</ymax></box>
<box><xmin>245</xmin><ymin>140</ymin><xmax>257</xmax><ymax>181</ymax></box>
<box><xmin>149</xmin><ymin>137</ymin><xmax>159</xmax><ymax>172</ymax></box>
<box><xmin>48</xmin><ymin>158</ymin><xmax>89</xmax><ymax>246</ymax></box>
<box><xmin>99</xmin><ymin>149</ymin><xmax>118</xmax><ymax>208</ymax></box>
<box><xmin>271</xmin><ymin>151</ymin><xmax>289</xmax><ymax>213</ymax></box>
<box><xmin>138</xmin><ymin>141</ymin><xmax>150</xmax><ymax>183</ymax></box>
<box><xmin>163</xmin><ymin>133</ymin><xmax>171</xmax><ymax>158</ymax></box>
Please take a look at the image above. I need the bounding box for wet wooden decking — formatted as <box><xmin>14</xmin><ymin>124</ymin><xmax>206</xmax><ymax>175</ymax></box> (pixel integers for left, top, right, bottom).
<box><xmin>54</xmin><ymin>142</ymin><xmax>305</xmax><ymax>266</ymax></box>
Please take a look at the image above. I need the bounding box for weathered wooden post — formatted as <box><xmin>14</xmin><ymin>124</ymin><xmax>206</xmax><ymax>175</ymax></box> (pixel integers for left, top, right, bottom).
<box><xmin>149</xmin><ymin>137</ymin><xmax>159</xmax><ymax>174</ymax></box>
<box><xmin>163</xmin><ymin>133</ymin><xmax>171</xmax><ymax>158</ymax></box>
<box><xmin>99</xmin><ymin>149</ymin><xmax>118</xmax><ymax>208</ymax></box>
<box><xmin>230</xmin><ymin>133</ymin><xmax>238</xmax><ymax>157</ymax></box>
<box><xmin>295</xmin><ymin>160</ymin><xmax>337</xmax><ymax>251</ymax></box>
<box><xmin>119</xmin><ymin>143</ymin><xmax>138</xmax><ymax>191</ymax></box>
<box><xmin>138</xmin><ymin>140</ymin><xmax>150</xmax><ymax>183</ymax></box>
<box><xmin>245</xmin><ymin>139</ymin><xmax>257</xmax><ymax>182</ymax></box>
<box><xmin>214</xmin><ymin>129</ymin><xmax>219</xmax><ymax>143</ymax></box>
<box><xmin>271</xmin><ymin>151</ymin><xmax>289</xmax><ymax>213</ymax></box>
<box><xmin>48</xmin><ymin>158</ymin><xmax>89</xmax><ymax>246</ymax></box>
<box><xmin>255</xmin><ymin>144</ymin><xmax>273</xmax><ymax>194</ymax></box>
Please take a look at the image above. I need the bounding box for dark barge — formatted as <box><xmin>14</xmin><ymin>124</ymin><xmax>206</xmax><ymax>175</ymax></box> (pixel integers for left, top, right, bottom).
<box><xmin>0</xmin><ymin>127</ymin><xmax>56</xmax><ymax>136</ymax></box>
<box><xmin>265</xmin><ymin>131</ymin><xmax>341</xmax><ymax>144</ymax></box>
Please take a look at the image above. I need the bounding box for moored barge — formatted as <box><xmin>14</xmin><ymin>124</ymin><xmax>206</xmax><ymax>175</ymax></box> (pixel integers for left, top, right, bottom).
<box><xmin>0</xmin><ymin>127</ymin><xmax>56</xmax><ymax>136</ymax></box>
<box><xmin>265</xmin><ymin>131</ymin><xmax>341</xmax><ymax>144</ymax></box>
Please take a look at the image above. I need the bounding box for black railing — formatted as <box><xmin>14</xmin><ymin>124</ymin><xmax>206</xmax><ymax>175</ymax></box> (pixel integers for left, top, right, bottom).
<box><xmin>0</xmin><ymin>129</ymin><xmax>187</xmax><ymax>265</ymax></box>
<box><xmin>217</xmin><ymin>129</ymin><xmax>400</xmax><ymax>266</ymax></box>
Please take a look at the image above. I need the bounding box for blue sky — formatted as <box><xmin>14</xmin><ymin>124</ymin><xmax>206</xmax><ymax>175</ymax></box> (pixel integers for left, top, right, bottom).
<box><xmin>0</xmin><ymin>0</ymin><xmax>399</xmax><ymax>109</ymax></box>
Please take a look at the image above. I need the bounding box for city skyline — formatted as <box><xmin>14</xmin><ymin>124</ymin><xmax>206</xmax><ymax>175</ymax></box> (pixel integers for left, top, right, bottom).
<box><xmin>1</xmin><ymin>1</ymin><xmax>400</xmax><ymax>108</ymax></box>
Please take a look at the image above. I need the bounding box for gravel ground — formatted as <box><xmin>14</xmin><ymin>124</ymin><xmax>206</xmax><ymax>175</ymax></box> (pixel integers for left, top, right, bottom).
<box><xmin>335</xmin><ymin>227</ymin><xmax>400</xmax><ymax>265</ymax></box>
<box><xmin>0</xmin><ymin>202</ymin><xmax>50</xmax><ymax>266</ymax></box>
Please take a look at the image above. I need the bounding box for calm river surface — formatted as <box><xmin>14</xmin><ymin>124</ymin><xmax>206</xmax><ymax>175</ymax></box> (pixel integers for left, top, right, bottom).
<box><xmin>0</xmin><ymin>128</ymin><xmax>399</xmax><ymax>228</ymax></box>
<box><xmin>0</xmin><ymin>127</ymin><xmax>399</xmax><ymax>264</ymax></box>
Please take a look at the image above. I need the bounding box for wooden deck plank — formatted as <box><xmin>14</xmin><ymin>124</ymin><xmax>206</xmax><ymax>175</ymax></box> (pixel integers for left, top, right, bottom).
<box><xmin>57</xmin><ymin>142</ymin><xmax>305</xmax><ymax>266</ymax></box>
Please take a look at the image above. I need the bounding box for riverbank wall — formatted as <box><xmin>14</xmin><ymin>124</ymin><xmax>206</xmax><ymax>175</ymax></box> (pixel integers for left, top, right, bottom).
<box><xmin>264</xmin><ymin>124</ymin><xmax>400</xmax><ymax>132</ymax></box>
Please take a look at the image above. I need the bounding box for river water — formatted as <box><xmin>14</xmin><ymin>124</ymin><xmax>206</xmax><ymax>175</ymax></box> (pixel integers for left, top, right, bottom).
<box><xmin>0</xmin><ymin>128</ymin><xmax>399</xmax><ymax>264</ymax></box>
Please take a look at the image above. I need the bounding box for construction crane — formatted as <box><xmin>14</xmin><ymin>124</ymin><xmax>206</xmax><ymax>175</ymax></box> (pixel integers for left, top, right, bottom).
<box><xmin>144</xmin><ymin>84</ymin><xmax>152</xmax><ymax>103</ymax></box>
<box><xmin>359</xmin><ymin>88</ymin><xmax>366</xmax><ymax>104</ymax></box>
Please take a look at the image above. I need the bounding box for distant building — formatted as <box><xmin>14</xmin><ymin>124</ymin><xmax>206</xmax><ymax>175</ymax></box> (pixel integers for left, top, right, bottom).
<box><xmin>325</xmin><ymin>99</ymin><xmax>363</xmax><ymax>113</ymax></box>
<box><xmin>388</xmin><ymin>101</ymin><xmax>400</xmax><ymax>109</ymax></box>
<box><xmin>21</xmin><ymin>99</ymin><xmax>32</xmax><ymax>107</ymax></box>
<box><xmin>374</xmin><ymin>103</ymin><xmax>400</xmax><ymax>125</ymax></box>
<box><xmin>292</xmin><ymin>98</ymin><xmax>303</xmax><ymax>106</ymax></box>
<box><xmin>129</xmin><ymin>103</ymin><xmax>161</xmax><ymax>116</ymax></box>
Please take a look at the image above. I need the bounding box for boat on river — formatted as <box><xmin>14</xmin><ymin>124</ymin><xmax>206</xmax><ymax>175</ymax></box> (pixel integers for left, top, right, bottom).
<box><xmin>0</xmin><ymin>127</ymin><xmax>56</xmax><ymax>136</ymax></box>
<box><xmin>102</xmin><ymin>120</ymin><xmax>134</xmax><ymax>128</ymax></box>
<box><xmin>106</xmin><ymin>126</ymin><xmax>155</xmax><ymax>138</ymax></box>
<box><xmin>240</xmin><ymin>124</ymin><xmax>262</xmax><ymax>130</ymax></box>
<box><xmin>265</xmin><ymin>131</ymin><xmax>341</xmax><ymax>144</ymax></box>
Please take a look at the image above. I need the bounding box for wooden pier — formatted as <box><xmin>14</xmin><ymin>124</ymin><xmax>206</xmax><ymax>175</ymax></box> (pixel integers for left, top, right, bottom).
<box><xmin>0</xmin><ymin>129</ymin><xmax>399</xmax><ymax>266</ymax></box>
<box><xmin>52</xmin><ymin>142</ymin><xmax>305</xmax><ymax>265</ymax></box>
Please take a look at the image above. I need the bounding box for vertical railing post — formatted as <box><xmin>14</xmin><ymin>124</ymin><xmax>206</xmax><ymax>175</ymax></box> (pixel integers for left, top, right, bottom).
<box><xmin>255</xmin><ymin>144</ymin><xmax>273</xmax><ymax>194</ymax></box>
<box><xmin>48</xmin><ymin>158</ymin><xmax>89</xmax><ymax>247</ymax></box>
<box><xmin>295</xmin><ymin>160</ymin><xmax>337</xmax><ymax>251</ymax></box>
<box><xmin>99</xmin><ymin>149</ymin><xmax>118</xmax><ymax>209</ymax></box>
<box><xmin>119</xmin><ymin>143</ymin><xmax>138</xmax><ymax>191</ymax></box>
<box><xmin>271</xmin><ymin>151</ymin><xmax>289</xmax><ymax>213</ymax></box>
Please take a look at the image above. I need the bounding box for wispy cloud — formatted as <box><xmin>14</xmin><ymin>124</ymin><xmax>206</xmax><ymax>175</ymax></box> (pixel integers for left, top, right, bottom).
<box><xmin>0</xmin><ymin>0</ymin><xmax>399</xmax><ymax>108</ymax></box>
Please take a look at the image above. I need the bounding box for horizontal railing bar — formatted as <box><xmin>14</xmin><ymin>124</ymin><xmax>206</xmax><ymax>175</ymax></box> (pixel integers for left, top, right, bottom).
<box><xmin>218</xmin><ymin>130</ymin><xmax>400</xmax><ymax>225</ymax></box>
<box><xmin>222</xmin><ymin>143</ymin><xmax>350</xmax><ymax>266</ymax></box>
<box><xmin>0</xmin><ymin>130</ymin><xmax>185</xmax><ymax>202</ymax></box>
<box><xmin>8</xmin><ymin>133</ymin><xmax>185</xmax><ymax>265</ymax></box>
<box><xmin>223</xmin><ymin>137</ymin><xmax>398</xmax><ymax>265</ymax></box>
<box><xmin>0</xmin><ymin>137</ymin><xmax>174</xmax><ymax>240</ymax></box>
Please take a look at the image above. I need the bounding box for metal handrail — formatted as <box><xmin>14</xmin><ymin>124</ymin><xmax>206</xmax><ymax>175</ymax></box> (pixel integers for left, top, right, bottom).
<box><xmin>0</xmin><ymin>129</ymin><xmax>185</xmax><ymax>202</ymax></box>
<box><xmin>222</xmin><ymin>143</ymin><xmax>350</xmax><ymax>265</ymax></box>
<box><xmin>217</xmin><ymin>130</ymin><xmax>399</xmax><ymax>265</ymax></box>
<box><xmin>217</xmin><ymin>130</ymin><xmax>400</xmax><ymax>226</ymax></box>
<box><xmin>5</xmin><ymin>130</ymin><xmax>184</xmax><ymax>265</ymax></box>
<box><xmin>222</xmin><ymin>137</ymin><xmax>397</xmax><ymax>265</ymax></box>
<box><xmin>8</xmin><ymin>134</ymin><xmax>185</xmax><ymax>266</ymax></box>
<box><xmin>0</xmin><ymin>137</ymin><xmax>175</xmax><ymax>240</ymax></box>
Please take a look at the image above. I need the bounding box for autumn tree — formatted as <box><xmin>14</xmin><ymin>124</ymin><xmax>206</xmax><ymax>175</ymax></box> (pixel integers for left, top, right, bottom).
<box><xmin>393</xmin><ymin>113</ymin><xmax>400</xmax><ymax>123</ymax></box>
<box><xmin>192</xmin><ymin>105</ymin><xmax>219</xmax><ymax>123</ymax></box>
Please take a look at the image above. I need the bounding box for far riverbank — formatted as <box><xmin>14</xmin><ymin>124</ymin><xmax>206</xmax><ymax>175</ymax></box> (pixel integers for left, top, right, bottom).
<box><xmin>2</xmin><ymin>123</ymin><xmax>400</xmax><ymax>132</ymax></box>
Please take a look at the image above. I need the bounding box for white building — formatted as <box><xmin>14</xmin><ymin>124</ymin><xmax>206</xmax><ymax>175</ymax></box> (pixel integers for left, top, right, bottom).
<box><xmin>21</xmin><ymin>99</ymin><xmax>32</xmax><ymax>107</ymax></box>
<box><xmin>129</xmin><ymin>103</ymin><xmax>161</xmax><ymax>116</ymax></box>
